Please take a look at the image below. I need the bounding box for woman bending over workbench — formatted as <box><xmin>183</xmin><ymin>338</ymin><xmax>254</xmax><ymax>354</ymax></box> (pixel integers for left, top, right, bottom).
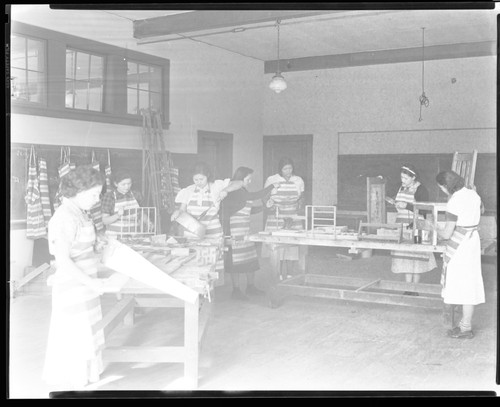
<box><xmin>171</xmin><ymin>162</ymin><xmax>244</xmax><ymax>284</ymax></box>
<box><xmin>388</xmin><ymin>164</ymin><xmax>437</xmax><ymax>294</ymax></box>
<box><xmin>220</xmin><ymin>166</ymin><xmax>280</xmax><ymax>300</ymax></box>
<box><xmin>434</xmin><ymin>170</ymin><xmax>484</xmax><ymax>339</ymax></box>
<box><xmin>43</xmin><ymin>165</ymin><xmax>110</xmax><ymax>390</ymax></box>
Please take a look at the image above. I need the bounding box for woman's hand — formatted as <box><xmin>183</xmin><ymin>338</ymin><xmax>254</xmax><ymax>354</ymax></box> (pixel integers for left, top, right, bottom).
<box><xmin>171</xmin><ymin>210</ymin><xmax>182</xmax><ymax>221</ymax></box>
<box><xmin>218</xmin><ymin>190</ymin><xmax>228</xmax><ymax>201</ymax></box>
<box><xmin>117</xmin><ymin>206</ymin><xmax>124</xmax><ymax>217</ymax></box>
<box><xmin>395</xmin><ymin>201</ymin><xmax>407</xmax><ymax>210</ymax></box>
<box><xmin>272</xmin><ymin>182</ymin><xmax>282</xmax><ymax>189</ymax></box>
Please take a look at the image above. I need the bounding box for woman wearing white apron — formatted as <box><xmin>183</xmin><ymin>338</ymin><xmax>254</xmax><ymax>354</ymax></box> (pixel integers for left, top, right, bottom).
<box><xmin>262</xmin><ymin>157</ymin><xmax>307</xmax><ymax>280</ymax></box>
<box><xmin>101</xmin><ymin>171</ymin><xmax>145</xmax><ymax>238</ymax></box>
<box><xmin>434</xmin><ymin>171</ymin><xmax>484</xmax><ymax>339</ymax></box>
<box><xmin>220</xmin><ymin>166</ymin><xmax>279</xmax><ymax>300</ymax></box>
<box><xmin>389</xmin><ymin>164</ymin><xmax>437</xmax><ymax>294</ymax></box>
<box><xmin>171</xmin><ymin>162</ymin><xmax>244</xmax><ymax>286</ymax></box>
<box><xmin>43</xmin><ymin>165</ymin><xmax>107</xmax><ymax>390</ymax></box>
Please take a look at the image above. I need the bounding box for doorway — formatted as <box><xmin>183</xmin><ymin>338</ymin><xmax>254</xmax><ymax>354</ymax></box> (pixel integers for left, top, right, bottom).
<box><xmin>198</xmin><ymin>130</ymin><xmax>234</xmax><ymax>180</ymax></box>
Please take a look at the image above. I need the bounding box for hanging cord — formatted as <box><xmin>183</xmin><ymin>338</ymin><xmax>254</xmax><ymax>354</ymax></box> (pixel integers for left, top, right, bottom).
<box><xmin>276</xmin><ymin>19</ymin><xmax>281</xmax><ymax>74</ymax></box>
<box><xmin>419</xmin><ymin>27</ymin><xmax>429</xmax><ymax>121</ymax></box>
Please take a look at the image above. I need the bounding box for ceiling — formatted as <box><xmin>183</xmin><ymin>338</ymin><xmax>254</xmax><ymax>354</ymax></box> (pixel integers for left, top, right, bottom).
<box><xmin>9</xmin><ymin>5</ymin><xmax>498</xmax><ymax>63</ymax></box>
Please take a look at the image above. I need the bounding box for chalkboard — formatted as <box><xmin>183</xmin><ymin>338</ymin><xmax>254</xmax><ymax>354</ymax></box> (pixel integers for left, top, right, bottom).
<box><xmin>9</xmin><ymin>143</ymin><xmax>201</xmax><ymax>224</ymax></box>
<box><xmin>338</xmin><ymin>153</ymin><xmax>496</xmax><ymax>214</ymax></box>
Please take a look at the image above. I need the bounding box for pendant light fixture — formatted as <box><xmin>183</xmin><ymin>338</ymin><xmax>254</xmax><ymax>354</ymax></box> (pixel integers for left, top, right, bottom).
<box><xmin>269</xmin><ymin>19</ymin><xmax>287</xmax><ymax>93</ymax></box>
<box><xmin>418</xmin><ymin>27</ymin><xmax>429</xmax><ymax>121</ymax></box>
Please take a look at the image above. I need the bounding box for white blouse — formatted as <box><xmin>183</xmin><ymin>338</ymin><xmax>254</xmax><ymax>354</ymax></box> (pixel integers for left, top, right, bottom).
<box><xmin>175</xmin><ymin>178</ymin><xmax>231</xmax><ymax>207</ymax></box>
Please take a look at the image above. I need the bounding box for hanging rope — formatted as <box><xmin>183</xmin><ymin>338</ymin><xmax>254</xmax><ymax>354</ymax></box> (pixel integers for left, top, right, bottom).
<box><xmin>419</xmin><ymin>27</ymin><xmax>430</xmax><ymax>122</ymax></box>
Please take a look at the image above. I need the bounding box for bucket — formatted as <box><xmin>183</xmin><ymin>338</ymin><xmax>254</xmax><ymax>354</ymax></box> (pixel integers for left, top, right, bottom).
<box><xmin>174</xmin><ymin>211</ymin><xmax>206</xmax><ymax>239</ymax></box>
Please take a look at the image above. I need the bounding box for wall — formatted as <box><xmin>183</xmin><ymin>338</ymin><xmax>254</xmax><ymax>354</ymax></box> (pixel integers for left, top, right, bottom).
<box><xmin>262</xmin><ymin>55</ymin><xmax>497</xmax><ymax>205</ymax></box>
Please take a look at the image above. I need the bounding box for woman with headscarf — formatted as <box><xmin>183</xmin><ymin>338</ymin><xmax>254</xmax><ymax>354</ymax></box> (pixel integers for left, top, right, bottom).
<box><xmin>388</xmin><ymin>164</ymin><xmax>437</xmax><ymax>293</ymax></box>
<box><xmin>220</xmin><ymin>166</ymin><xmax>280</xmax><ymax>300</ymax></box>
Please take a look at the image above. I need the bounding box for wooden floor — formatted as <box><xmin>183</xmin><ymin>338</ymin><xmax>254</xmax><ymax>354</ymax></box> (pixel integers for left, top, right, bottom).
<box><xmin>8</xmin><ymin>248</ymin><xmax>498</xmax><ymax>397</ymax></box>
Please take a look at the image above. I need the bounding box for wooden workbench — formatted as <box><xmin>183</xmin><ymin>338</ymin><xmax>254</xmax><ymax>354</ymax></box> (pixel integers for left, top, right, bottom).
<box><xmin>96</xmin><ymin>239</ymin><xmax>220</xmax><ymax>389</ymax></box>
<box><xmin>249</xmin><ymin>231</ymin><xmax>447</xmax><ymax>311</ymax></box>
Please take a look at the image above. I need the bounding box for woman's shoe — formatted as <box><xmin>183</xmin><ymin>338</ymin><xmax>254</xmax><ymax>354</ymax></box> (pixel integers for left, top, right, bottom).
<box><xmin>447</xmin><ymin>326</ymin><xmax>474</xmax><ymax>339</ymax></box>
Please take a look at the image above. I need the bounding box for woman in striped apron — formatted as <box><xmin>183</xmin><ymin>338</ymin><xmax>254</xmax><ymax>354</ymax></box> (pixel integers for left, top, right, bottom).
<box><xmin>101</xmin><ymin>171</ymin><xmax>141</xmax><ymax>238</ymax></box>
<box><xmin>43</xmin><ymin>165</ymin><xmax>106</xmax><ymax>389</ymax></box>
<box><xmin>262</xmin><ymin>157</ymin><xmax>307</xmax><ymax>280</ymax></box>
<box><xmin>390</xmin><ymin>164</ymin><xmax>437</xmax><ymax>293</ymax></box>
<box><xmin>220</xmin><ymin>167</ymin><xmax>278</xmax><ymax>300</ymax></box>
<box><xmin>171</xmin><ymin>162</ymin><xmax>244</xmax><ymax>286</ymax></box>
<box><xmin>435</xmin><ymin>171</ymin><xmax>484</xmax><ymax>339</ymax></box>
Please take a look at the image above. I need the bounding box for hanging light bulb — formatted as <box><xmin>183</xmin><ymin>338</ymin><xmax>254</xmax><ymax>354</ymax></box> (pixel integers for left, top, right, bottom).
<box><xmin>418</xmin><ymin>27</ymin><xmax>429</xmax><ymax>121</ymax></box>
<box><xmin>269</xmin><ymin>19</ymin><xmax>287</xmax><ymax>93</ymax></box>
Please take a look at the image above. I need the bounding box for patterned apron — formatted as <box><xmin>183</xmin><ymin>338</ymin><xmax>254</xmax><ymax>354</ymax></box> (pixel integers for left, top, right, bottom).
<box><xmin>440</xmin><ymin>225</ymin><xmax>479</xmax><ymax>289</ymax></box>
<box><xmin>185</xmin><ymin>186</ymin><xmax>225</xmax><ymax>282</ymax></box>
<box><xmin>105</xmin><ymin>191</ymin><xmax>140</xmax><ymax>237</ymax></box>
<box><xmin>226</xmin><ymin>201</ymin><xmax>259</xmax><ymax>274</ymax></box>
<box><xmin>43</xmin><ymin>202</ymin><xmax>105</xmax><ymax>387</ymax></box>
<box><xmin>391</xmin><ymin>181</ymin><xmax>437</xmax><ymax>273</ymax></box>
<box><xmin>263</xmin><ymin>180</ymin><xmax>303</xmax><ymax>261</ymax></box>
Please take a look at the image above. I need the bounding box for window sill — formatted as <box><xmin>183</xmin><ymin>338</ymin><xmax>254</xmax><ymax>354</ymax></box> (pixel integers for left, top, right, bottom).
<box><xmin>10</xmin><ymin>102</ymin><xmax>144</xmax><ymax>127</ymax></box>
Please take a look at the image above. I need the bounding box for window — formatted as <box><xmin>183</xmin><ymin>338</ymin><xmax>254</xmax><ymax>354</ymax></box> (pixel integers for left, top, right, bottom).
<box><xmin>65</xmin><ymin>49</ymin><xmax>104</xmax><ymax>111</ymax></box>
<box><xmin>126</xmin><ymin>61</ymin><xmax>162</xmax><ymax>115</ymax></box>
<box><xmin>11</xmin><ymin>34</ymin><xmax>46</xmax><ymax>103</ymax></box>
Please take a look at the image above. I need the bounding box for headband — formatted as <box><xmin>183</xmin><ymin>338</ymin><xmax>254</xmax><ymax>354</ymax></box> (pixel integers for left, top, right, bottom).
<box><xmin>401</xmin><ymin>166</ymin><xmax>416</xmax><ymax>176</ymax></box>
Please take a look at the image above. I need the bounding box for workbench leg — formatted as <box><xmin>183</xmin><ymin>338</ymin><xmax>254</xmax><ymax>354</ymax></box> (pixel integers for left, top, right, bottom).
<box><xmin>184</xmin><ymin>297</ymin><xmax>199</xmax><ymax>389</ymax></box>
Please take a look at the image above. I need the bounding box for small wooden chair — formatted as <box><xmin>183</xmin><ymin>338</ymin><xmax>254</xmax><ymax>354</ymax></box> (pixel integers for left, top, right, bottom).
<box><xmin>451</xmin><ymin>150</ymin><xmax>477</xmax><ymax>188</ymax></box>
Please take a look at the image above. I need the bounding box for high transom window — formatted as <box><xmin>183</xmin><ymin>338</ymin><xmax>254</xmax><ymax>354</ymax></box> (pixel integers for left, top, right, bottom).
<box><xmin>126</xmin><ymin>60</ymin><xmax>162</xmax><ymax>115</ymax></box>
<box><xmin>11</xmin><ymin>34</ymin><xmax>46</xmax><ymax>103</ymax></box>
<box><xmin>65</xmin><ymin>48</ymin><xmax>104</xmax><ymax>111</ymax></box>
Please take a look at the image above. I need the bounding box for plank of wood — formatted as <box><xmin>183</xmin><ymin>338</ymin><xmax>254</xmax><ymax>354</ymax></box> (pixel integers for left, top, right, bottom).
<box><xmin>95</xmin><ymin>296</ymin><xmax>135</xmax><ymax>337</ymax></box>
<box><xmin>15</xmin><ymin>263</ymin><xmax>51</xmax><ymax>290</ymax></box>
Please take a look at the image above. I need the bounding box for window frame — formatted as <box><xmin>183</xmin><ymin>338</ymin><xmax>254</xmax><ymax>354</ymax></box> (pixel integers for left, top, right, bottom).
<box><xmin>10</xmin><ymin>33</ymin><xmax>47</xmax><ymax>106</ymax></box>
<box><xmin>65</xmin><ymin>47</ymin><xmax>106</xmax><ymax>112</ymax></box>
<box><xmin>125</xmin><ymin>59</ymin><xmax>164</xmax><ymax>117</ymax></box>
<box><xmin>10</xmin><ymin>21</ymin><xmax>170</xmax><ymax>128</ymax></box>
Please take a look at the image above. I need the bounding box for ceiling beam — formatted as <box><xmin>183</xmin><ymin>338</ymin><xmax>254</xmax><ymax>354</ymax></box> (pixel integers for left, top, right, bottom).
<box><xmin>264</xmin><ymin>41</ymin><xmax>496</xmax><ymax>73</ymax></box>
<box><xmin>133</xmin><ymin>10</ymin><xmax>337</xmax><ymax>39</ymax></box>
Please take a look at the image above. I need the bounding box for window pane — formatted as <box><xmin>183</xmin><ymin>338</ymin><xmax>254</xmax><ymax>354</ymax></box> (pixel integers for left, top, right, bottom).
<box><xmin>65</xmin><ymin>80</ymin><xmax>75</xmax><ymax>108</ymax></box>
<box><xmin>127</xmin><ymin>88</ymin><xmax>138</xmax><ymax>114</ymax></box>
<box><xmin>74</xmin><ymin>80</ymin><xmax>88</xmax><ymax>109</ymax></box>
<box><xmin>27</xmin><ymin>71</ymin><xmax>43</xmax><ymax>103</ymax></box>
<box><xmin>89</xmin><ymin>55</ymin><xmax>103</xmax><ymax>79</ymax></box>
<box><xmin>66</xmin><ymin>49</ymin><xmax>77</xmax><ymax>79</ymax></box>
<box><xmin>27</xmin><ymin>38</ymin><xmax>44</xmax><ymax>72</ymax></box>
<box><xmin>150</xmin><ymin>92</ymin><xmax>161</xmax><ymax>111</ymax></box>
<box><xmin>138</xmin><ymin>64</ymin><xmax>149</xmax><ymax>91</ymax></box>
<box><xmin>150</xmin><ymin>66</ymin><xmax>162</xmax><ymax>92</ymax></box>
<box><xmin>127</xmin><ymin>61</ymin><xmax>138</xmax><ymax>89</ymax></box>
<box><xmin>75</xmin><ymin>52</ymin><xmax>90</xmax><ymax>80</ymax></box>
<box><xmin>88</xmin><ymin>82</ymin><xmax>102</xmax><ymax>111</ymax></box>
<box><xmin>11</xmin><ymin>67</ymin><xmax>28</xmax><ymax>101</ymax></box>
<box><xmin>138</xmin><ymin>90</ymin><xmax>149</xmax><ymax>111</ymax></box>
<box><xmin>11</xmin><ymin>36</ymin><xmax>26</xmax><ymax>69</ymax></box>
